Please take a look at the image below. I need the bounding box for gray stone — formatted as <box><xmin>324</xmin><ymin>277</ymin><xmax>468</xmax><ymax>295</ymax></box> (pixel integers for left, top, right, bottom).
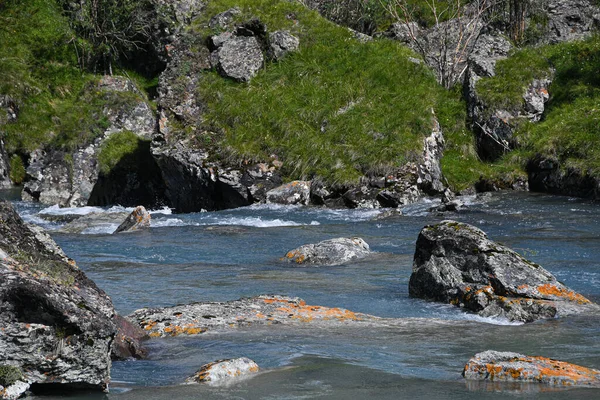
<box><xmin>211</xmin><ymin>36</ymin><xmax>264</xmax><ymax>82</ymax></box>
<box><xmin>0</xmin><ymin>201</ymin><xmax>116</xmax><ymax>392</ymax></box>
<box><xmin>58</xmin><ymin>212</ymin><xmax>129</xmax><ymax>234</ymax></box>
<box><xmin>0</xmin><ymin>139</ymin><xmax>10</xmax><ymax>189</ymax></box>
<box><xmin>114</xmin><ymin>206</ymin><xmax>151</xmax><ymax>233</ymax></box>
<box><xmin>417</xmin><ymin>115</ymin><xmax>445</xmax><ymax>195</ymax></box>
<box><xmin>284</xmin><ymin>237</ymin><xmax>371</xmax><ymax>266</ymax></box>
<box><xmin>410</xmin><ymin>220</ymin><xmax>599</xmax><ymax>322</ymax></box>
<box><xmin>269</xmin><ymin>30</ymin><xmax>300</xmax><ymax>61</ymax></box>
<box><xmin>0</xmin><ymin>380</ymin><xmax>30</xmax><ymax>400</ymax></box>
<box><xmin>463</xmin><ymin>350</ymin><xmax>600</xmax><ymax>387</ymax></box>
<box><xmin>267</xmin><ymin>181</ymin><xmax>311</xmax><ymax>205</ymax></box>
<box><xmin>385</xmin><ymin>22</ymin><xmax>421</xmax><ymax>44</ymax></box>
<box><xmin>209</xmin><ymin>7</ymin><xmax>241</xmax><ymax>29</ymax></box>
<box><xmin>185</xmin><ymin>358</ymin><xmax>259</xmax><ymax>385</ymax></box>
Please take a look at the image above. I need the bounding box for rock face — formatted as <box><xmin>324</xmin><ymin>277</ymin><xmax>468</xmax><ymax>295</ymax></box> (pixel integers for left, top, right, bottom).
<box><xmin>543</xmin><ymin>0</ymin><xmax>600</xmax><ymax>44</ymax></box>
<box><xmin>410</xmin><ymin>220</ymin><xmax>597</xmax><ymax>322</ymax></box>
<box><xmin>22</xmin><ymin>76</ymin><xmax>163</xmax><ymax>208</ymax></box>
<box><xmin>0</xmin><ymin>201</ymin><xmax>116</xmax><ymax>393</ymax></box>
<box><xmin>211</xmin><ymin>35</ymin><xmax>264</xmax><ymax>82</ymax></box>
<box><xmin>463</xmin><ymin>350</ymin><xmax>600</xmax><ymax>387</ymax></box>
<box><xmin>114</xmin><ymin>206</ymin><xmax>151</xmax><ymax>233</ymax></box>
<box><xmin>111</xmin><ymin>315</ymin><xmax>148</xmax><ymax>361</ymax></box>
<box><xmin>0</xmin><ymin>139</ymin><xmax>10</xmax><ymax>189</ymax></box>
<box><xmin>185</xmin><ymin>358</ymin><xmax>259</xmax><ymax>385</ymax></box>
<box><xmin>0</xmin><ymin>95</ymin><xmax>18</xmax><ymax>188</ymax></box>
<box><xmin>527</xmin><ymin>156</ymin><xmax>600</xmax><ymax>199</ymax></box>
<box><xmin>129</xmin><ymin>295</ymin><xmax>374</xmax><ymax>338</ymax></box>
<box><xmin>284</xmin><ymin>237</ymin><xmax>371</xmax><ymax>266</ymax></box>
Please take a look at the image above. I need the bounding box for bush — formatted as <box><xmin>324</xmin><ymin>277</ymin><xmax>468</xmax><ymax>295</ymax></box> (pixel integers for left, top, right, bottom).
<box><xmin>0</xmin><ymin>365</ymin><xmax>23</xmax><ymax>387</ymax></box>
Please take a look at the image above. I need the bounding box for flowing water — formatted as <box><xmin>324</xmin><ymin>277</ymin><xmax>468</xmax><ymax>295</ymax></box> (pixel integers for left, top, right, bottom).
<box><xmin>3</xmin><ymin>189</ymin><xmax>600</xmax><ymax>399</ymax></box>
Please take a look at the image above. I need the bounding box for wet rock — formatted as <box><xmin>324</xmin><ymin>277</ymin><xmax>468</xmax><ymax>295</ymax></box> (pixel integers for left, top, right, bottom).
<box><xmin>266</xmin><ymin>181</ymin><xmax>311</xmax><ymax>205</ymax></box>
<box><xmin>410</xmin><ymin>220</ymin><xmax>598</xmax><ymax>322</ymax></box>
<box><xmin>185</xmin><ymin>358</ymin><xmax>259</xmax><ymax>385</ymax></box>
<box><xmin>463</xmin><ymin>350</ymin><xmax>600</xmax><ymax>387</ymax></box>
<box><xmin>114</xmin><ymin>206</ymin><xmax>151</xmax><ymax>233</ymax></box>
<box><xmin>343</xmin><ymin>186</ymin><xmax>380</xmax><ymax>209</ymax></box>
<box><xmin>112</xmin><ymin>315</ymin><xmax>148</xmax><ymax>360</ymax></box>
<box><xmin>128</xmin><ymin>295</ymin><xmax>375</xmax><ymax>337</ymax></box>
<box><xmin>284</xmin><ymin>237</ymin><xmax>371</xmax><ymax>266</ymax></box>
<box><xmin>0</xmin><ymin>201</ymin><xmax>116</xmax><ymax>392</ymax></box>
<box><xmin>211</xmin><ymin>35</ymin><xmax>264</xmax><ymax>82</ymax></box>
<box><xmin>0</xmin><ymin>379</ymin><xmax>30</xmax><ymax>400</ymax></box>
<box><xmin>527</xmin><ymin>156</ymin><xmax>600</xmax><ymax>199</ymax></box>
<box><xmin>269</xmin><ymin>30</ymin><xmax>299</xmax><ymax>61</ymax></box>
<box><xmin>58</xmin><ymin>212</ymin><xmax>129</xmax><ymax>234</ymax></box>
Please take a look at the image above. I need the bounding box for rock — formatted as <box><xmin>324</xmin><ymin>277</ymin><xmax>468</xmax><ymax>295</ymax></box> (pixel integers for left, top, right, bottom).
<box><xmin>209</xmin><ymin>7</ymin><xmax>241</xmax><ymax>29</ymax></box>
<box><xmin>185</xmin><ymin>358</ymin><xmax>259</xmax><ymax>385</ymax></box>
<box><xmin>266</xmin><ymin>181</ymin><xmax>311</xmax><ymax>205</ymax></box>
<box><xmin>385</xmin><ymin>22</ymin><xmax>421</xmax><ymax>44</ymax></box>
<box><xmin>527</xmin><ymin>156</ymin><xmax>600</xmax><ymax>199</ymax></box>
<box><xmin>0</xmin><ymin>379</ymin><xmax>30</xmax><ymax>400</ymax></box>
<box><xmin>284</xmin><ymin>237</ymin><xmax>371</xmax><ymax>266</ymax></box>
<box><xmin>129</xmin><ymin>295</ymin><xmax>375</xmax><ymax>337</ymax></box>
<box><xmin>269</xmin><ymin>30</ymin><xmax>300</xmax><ymax>61</ymax></box>
<box><xmin>544</xmin><ymin>0</ymin><xmax>600</xmax><ymax>44</ymax></box>
<box><xmin>417</xmin><ymin>114</ymin><xmax>445</xmax><ymax>195</ymax></box>
<box><xmin>22</xmin><ymin>76</ymin><xmax>162</xmax><ymax>208</ymax></box>
<box><xmin>114</xmin><ymin>206</ymin><xmax>151</xmax><ymax>233</ymax></box>
<box><xmin>409</xmin><ymin>220</ymin><xmax>598</xmax><ymax>322</ymax></box>
<box><xmin>211</xmin><ymin>35</ymin><xmax>264</xmax><ymax>82</ymax></box>
<box><xmin>112</xmin><ymin>315</ymin><xmax>148</xmax><ymax>360</ymax></box>
<box><xmin>463</xmin><ymin>350</ymin><xmax>600</xmax><ymax>387</ymax></box>
<box><xmin>342</xmin><ymin>186</ymin><xmax>380</xmax><ymax>209</ymax></box>
<box><xmin>0</xmin><ymin>139</ymin><xmax>11</xmax><ymax>189</ymax></box>
<box><xmin>58</xmin><ymin>212</ymin><xmax>130</xmax><ymax>234</ymax></box>
<box><xmin>0</xmin><ymin>201</ymin><xmax>116</xmax><ymax>392</ymax></box>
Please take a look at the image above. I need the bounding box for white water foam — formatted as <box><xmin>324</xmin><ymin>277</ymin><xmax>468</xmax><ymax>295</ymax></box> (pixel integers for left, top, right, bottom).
<box><xmin>153</xmin><ymin>216</ymin><xmax>320</xmax><ymax>228</ymax></box>
<box><xmin>39</xmin><ymin>204</ymin><xmax>105</xmax><ymax>216</ymax></box>
<box><xmin>80</xmin><ymin>224</ymin><xmax>120</xmax><ymax>235</ymax></box>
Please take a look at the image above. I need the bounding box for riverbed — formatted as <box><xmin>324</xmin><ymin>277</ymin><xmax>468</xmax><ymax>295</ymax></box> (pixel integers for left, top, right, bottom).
<box><xmin>5</xmin><ymin>190</ymin><xmax>600</xmax><ymax>399</ymax></box>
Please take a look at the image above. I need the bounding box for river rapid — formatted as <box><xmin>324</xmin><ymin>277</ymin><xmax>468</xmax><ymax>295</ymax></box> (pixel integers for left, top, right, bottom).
<box><xmin>3</xmin><ymin>189</ymin><xmax>600</xmax><ymax>399</ymax></box>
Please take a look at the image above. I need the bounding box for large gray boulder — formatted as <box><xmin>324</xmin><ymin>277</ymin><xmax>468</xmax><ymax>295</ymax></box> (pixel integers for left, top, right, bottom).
<box><xmin>211</xmin><ymin>35</ymin><xmax>264</xmax><ymax>82</ymax></box>
<box><xmin>114</xmin><ymin>206</ymin><xmax>151</xmax><ymax>233</ymax></box>
<box><xmin>0</xmin><ymin>95</ymin><xmax>18</xmax><ymax>188</ymax></box>
<box><xmin>269</xmin><ymin>30</ymin><xmax>300</xmax><ymax>61</ymax></box>
<box><xmin>410</xmin><ymin>220</ymin><xmax>598</xmax><ymax>322</ymax></box>
<box><xmin>0</xmin><ymin>201</ymin><xmax>116</xmax><ymax>395</ymax></box>
<box><xmin>266</xmin><ymin>181</ymin><xmax>311</xmax><ymax>205</ymax></box>
<box><xmin>284</xmin><ymin>237</ymin><xmax>371</xmax><ymax>266</ymax></box>
<box><xmin>463</xmin><ymin>350</ymin><xmax>600</xmax><ymax>387</ymax></box>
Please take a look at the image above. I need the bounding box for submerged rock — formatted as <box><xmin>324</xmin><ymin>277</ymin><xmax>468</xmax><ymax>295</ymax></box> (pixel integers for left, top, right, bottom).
<box><xmin>463</xmin><ymin>350</ymin><xmax>600</xmax><ymax>387</ymax></box>
<box><xmin>114</xmin><ymin>206</ymin><xmax>151</xmax><ymax>233</ymax></box>
<box><xmin>0</xmin><ymin>201</ymin><xmax>116</xmax><ymax>393</ymax></box>
<box><xmin>128</xmin><ymin>295</ymin><xmax>375</xmax><ymax>338</ymax></box>
<box><xmin>58</xmin><ymin>212</ymin><xmax>129</xmax><ymax>234</ymax></box>
<box><xmin>284</xmin><ymin>237</ymin><xmax>371</xmax><ymax>266</ymax></box>
<box><xmin>410</xmin><ymin>220</ymin><xmax>598</xmax><ymax>322</ymax></box>
<box><xmin>185</xmin><ymin>358</ymin><xmax>259</xmax><ymax>385</ymax></box>
<box><xmin>112</xmin><ymin>315</ymin><xmax>148</xmax><ymax>360</ymax></box>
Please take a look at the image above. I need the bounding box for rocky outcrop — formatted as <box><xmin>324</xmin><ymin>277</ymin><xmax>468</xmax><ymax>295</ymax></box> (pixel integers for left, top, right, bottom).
<box><xmin>267</xmin><ymin>181</ymin><xmax>311</xmax><ymax>205</ymax></box>
<box><xmin>22</xmin><ymin>76</ymin><xmax>163</xmax><ymax>208</ymax></box>
<box><xmin>463</xmin><ymin>350</ymin><xmax>600</xmax><ymax>387</ymax></box>
<box><xmin>284</xmin><ymin>237</ymin><xmax>371</xmax><ymax>266</ymax></box>
<box><xmin>57</xmin><ymin>212</ymin><xmax>130</xmax><ymax>234</ymax></box>
<box><xmin>111</xmin><ymin>315</ymin><xmax>148</xmax><ymax>361</ymax></box>
<box><xmin>410</xmin><ymin>220</ymin><xmax>598</xmax><ymax>322</ymax></box>
<box><xmin>129</xmin><ymin>295</ymin><xmax>375</xmax><ymax>337</ymax></box>
<box><xmin>0</xmin><ymin>139</ymin><xmax>10</xmax><ymax>189</ymax></box>
<box><xmin>185</xmin><ymin>358</ymin><xmax>259</xmax><ymax>385</ymax></box>
<box><xmin>527</xmin><ymin>156</ymin><xmax>600</xmax><ymax>199</ymax></box>
<box><xmin>543</xmin><ymin>0</ymin><xmax>600</xmax><ymax>44</ymax></box>
<box><xmin>114</xmin><ymin>206</ymin><xmax>151</xmax><ymax>233</ymax></box>
<box><xmin>0</xmin><ymin>95</ymin><xmax>18</xmax><ymax>188</ymax></box>
<box><xmin>0</xmin><ymin>201</ymin><xmax>116</xmax><ymax>394</ymax></box>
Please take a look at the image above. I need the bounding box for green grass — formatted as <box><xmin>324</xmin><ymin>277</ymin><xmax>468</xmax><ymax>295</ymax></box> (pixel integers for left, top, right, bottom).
<box><xmin>0</xmin><ymin>365</ymin><xmax>22</xmax><ymax>387</ymax></box>
<box><xmin>98</xmin><ymin>130</ymin><xmax>148</xmax><ymax>175</ymax></box>
<box><xmin>192</xmin><ymin>0</ymin><xmax>475</xmax><ymax>185</ymax></box>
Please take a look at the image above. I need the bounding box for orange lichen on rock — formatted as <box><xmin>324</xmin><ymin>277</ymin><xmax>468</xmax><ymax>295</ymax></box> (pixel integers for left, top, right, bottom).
<box><xmin>525</xmin><ymin>356</ymin><xmax>600</xmax><ymax>384</ymax></box>
<box><xmin>274</xmin><ymin>303</ymin><xmax>361</xmax><ymax>322</ymax></box>
<box><xmin>537</xmin><ymin>284</ymin><xmax>590</xmax><ymax>304</ymax></box>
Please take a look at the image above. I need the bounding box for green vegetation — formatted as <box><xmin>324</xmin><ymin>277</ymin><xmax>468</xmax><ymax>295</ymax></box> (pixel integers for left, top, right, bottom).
<box><xmin>0</xmin><ymin>365</ymin><xmax>23</xmax><ymax>387</ymax></box>
<box><xmin>479</xmin><ymin>35</ymin><xmax>600</xmax><ymax>178</ymax></box>
<box><xmin>13</xmin><ymin>250</ymin><xmax>75</xmax><ymax>286</ymax></box>
<box><xmin>194</xmin><ymin>0</ymin><xmax>478</xmax><ymax>185</ymax></box>
<box><xmin>98</xmin><ymin>130</ymin><xmax>147</xmax><ymax>175</ymax></box>
<box><xmin>8</xmin><ymin>155</ymin><xmax>25</xmax><ymax>184</ymax></box>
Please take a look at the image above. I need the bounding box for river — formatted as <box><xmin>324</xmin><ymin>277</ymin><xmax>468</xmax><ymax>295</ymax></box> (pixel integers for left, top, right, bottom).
<box><xmin>4</xmin><ymin>189</ymin><xmax>600</xmax><ymax>399</ymax></box>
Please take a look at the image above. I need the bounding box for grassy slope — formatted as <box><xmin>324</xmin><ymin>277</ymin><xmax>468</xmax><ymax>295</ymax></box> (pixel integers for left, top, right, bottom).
<box><xmin>193</xmin><ymin>0</ymin><xmax>480</xmax><ymax>186</ymax></box>
<box><xmin>477</xmin><ymin>35</ymin><xmax>600</xmax><ymax>178</ymax></box>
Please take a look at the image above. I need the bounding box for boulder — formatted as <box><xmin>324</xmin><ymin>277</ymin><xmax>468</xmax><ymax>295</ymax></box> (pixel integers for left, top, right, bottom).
<box><xmin>266</xmin><ymin>181</ymin><xmax>311</xmax><ymax>205</ymax></box>
<box><xmin>0</xmin><ymin>139</ymin><xmax>10</xmax><ymax>189</ymax></box>
<box><xmin>410</xmin><ymin>220</ymin><xmax>598</xmax><ymax>322</ymax></box>
<box><xmin>463</xmin><ymin>350</ymin><xmax>600</xmax><ymax>387</ymax></box>
<box><xmin>210</xmin><ymin>35</ymin><xmax>264</xmax><ymax>82</ymax></box>
<box><xmin>114</xmin><ymin>206</ymin><xmax>151</xmax><ymax>233</ymax></box>
<box><xmin>0</xmin><ymin>201</ymin><xmax>116</xmax><ymax>393</ymax></box>
<box><xmin>269</xmin><ymin>30</ymin><xmax>300</xmax><ymax>61</ymax></box>
<box><xmin>128</xmin><ymin>295</ymin><xmax>375</xmax><ymax>338</ymax></box>
<box><xmin>111</xmin><ymin>315</ymin><xmax>148</xmax><ymax>360</ymax></box>
<box><xmin>284</xmin><ymin>237</ymin><xmax>371</xmax><ymax>266</ymax></box>
<box><xmin>58</xmin><ymin>212</ymin><xmax>129</xmax><ymax>234</ymax></box>
<box><xmin>527</xmin><ymin>155</ymin><xmax>600</xmax><ymax>199</ymax></box>
<box><xmin>209</xmin><ymin>7</ymin><xmax>241</xmax><ymax>30</ymax></box>
<box><xmin>185</xmin><ymin>358</ymin><xmax>259</xmax><ymax>385</ymax></box>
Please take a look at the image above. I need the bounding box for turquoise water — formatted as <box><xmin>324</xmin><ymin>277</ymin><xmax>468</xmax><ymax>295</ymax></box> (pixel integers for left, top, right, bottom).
<box><xmin>6</xmin><ymin>190</ymin><xmax>600</xmax><ymax>399</ymax></box>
